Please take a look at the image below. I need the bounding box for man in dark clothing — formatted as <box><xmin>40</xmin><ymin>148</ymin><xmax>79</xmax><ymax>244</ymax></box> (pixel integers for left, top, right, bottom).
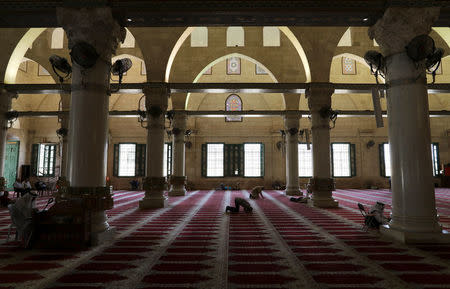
<box><xmin>226</xmin><ymin>197</ymin><xmax>253</xmax><ymax>213</ymax></box>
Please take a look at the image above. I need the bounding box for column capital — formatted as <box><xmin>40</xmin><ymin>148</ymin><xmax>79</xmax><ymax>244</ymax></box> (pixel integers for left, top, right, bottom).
<box><xmin>284</xmin><ymin>111</ymin><xmax>300</xmax><ymax>131</ymax></box>
<box><xmin>368</xmin><ymin>7</ymin><xmax>440</xmax><ymax>56</ymax></box>
<box><xmin>144</xmin><ymin>85</ymin><xmax>169</xmax><ymax>115</ymax></box>
<box><xmin>57</xmin><ymin>7</ymin><xmax>126</xmax><ymax>59</ymax></box>
<box><xmin>172</xmin><ymin>111</ymin><xmax>187</xmax><ymax>131</ymax></box>
<box><xmin>306</xmin><ymin>83</ymin><xmax>334</xmax><ymax>111</ymax></box>
<box><xmin>0</xmin><ymin>89</ymin><xmax>14</xmax><ymax>113</ymax></box>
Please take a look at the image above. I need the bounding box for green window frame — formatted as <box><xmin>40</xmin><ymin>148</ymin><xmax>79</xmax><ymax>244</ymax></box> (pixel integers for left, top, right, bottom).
<box><xmin>298</xmin><ymin>142</ymin><xmax>313</xmax><ymax>178</ymax></box>
<box><xmin>201</xmin><ymin>142</ymin><xmax>265</xmax><ymax>178</ymax></box>
<box><xmin>432</xmin><ymin>143</ymin><xmax>440</xmax><ymax>176</ymax></box>
<box><xmin>379</xmin><ymin>142</ymin><xmax>439</xmax><ymax>177</ymax></box>
<box><xmin>31</xmin><ymin>143</ymin><xmax>57</xmax><ymax>177</ymax></box>
<box><xmin>164</xmin><ymin>142</ymin><xmax>172</xmax><ymax>177</ymax></box>
<box><xmin>331</xmin><ymin>142</ymin><xmax>356</xmax><ymax>178</ymax></box>
<box><xmin>113</xmin><ymin>143</ymin><xmax>146</xmax><ymax>177</ymax></box>
<box><xmin>244</xmin><ymin>142</ymin><xmax>264</xmax><ymax>178</ymax></box>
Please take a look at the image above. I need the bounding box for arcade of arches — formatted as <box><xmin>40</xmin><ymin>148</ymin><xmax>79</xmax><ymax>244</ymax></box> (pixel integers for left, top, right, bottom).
<box><xmin>0</xmin><ymin>4</ymin><xmax>450</xmax><ymax>289</ymax></box>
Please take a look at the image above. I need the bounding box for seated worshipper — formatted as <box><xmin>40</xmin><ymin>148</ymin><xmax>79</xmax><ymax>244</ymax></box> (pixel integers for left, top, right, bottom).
<box><xmin>35</xmin><ymin>181</ymin><xmax>47</xmax><ymax>196</ymax></box>
<box><xmin>249</xmin><ymin>186</ymin><xmax>264</xmax><ymax>199</ymax></box>
<box><xmin>130</xmin><ymin>179</ymin><xmax>139</xmax><ymax>190</ymax></box>
<box><xmin>8</xmin><ymin>193</ymin><xmax>38</xmax><ymax>246</ymax></box>
<box><xmin>13</xmin><ymin>178</ymin><xmax>25</xmax><ymax>196</ymax></box>
<box><xmin>0</xmin><ymin>191</ymin><xmax>11</xmax><ymax>207</ymax></box>
<box><xmin>366</xmin><ymin>202</ymin><xmax>390</xmax><ymax>229</ymax></box>
<box><xmin>290</xmin><ymin>186</ymin><xmax>311</xmax><ymax>203</ymax></box>
<box><xmin>23</xmin><ymin>179</ymin><xmax>32</xmax><ymax>195</ymax></box>
<box><xmin>226</xmin><ymin>197</ymin><xmax>253</xmax><ymax>213</ymax></box>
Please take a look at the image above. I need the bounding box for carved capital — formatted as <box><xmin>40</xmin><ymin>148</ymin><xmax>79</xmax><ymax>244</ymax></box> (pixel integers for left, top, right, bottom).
<box><xmin>169</xmin><ymin>176</ymin><xmax>186</xmax><ymax>186</ymax></box>
<box><xmin>0</xmin><ymin>89</ymin><xmax>14</xmax><ymax>113</ymax></box>
<box><xmin>369</xmin><ymin>7</ymin><xmax>440</xmax><ymax>56</ymax></box>
<box><xmin>306</xmin><ymin>83</ymin><xmax>334</xmax><ymax>111</ymax></box>
<box><xmin>172</xmin><ymin>111</ymin><xmax>187</xmax><ymax>130</ymax></box>
<box><xmin>284</xmin><ymin>111</ymin><xmax>300</xmax><ymax>130</ymax></box>
<box><xmin>144</xmin><ymin>85</ymin><xmax>169</xmax><ymax>112</ymax></box>
<box><xmin>143</xmin><ymin>177</ymin><xmax>167</xmax><ymax>192</ymax></box>
<box><xmin>57</xmin><ymin>7</ymin><xmax>126</xmax><ymax>59</ymax></box>
<box><xmin>308</xmin><ymin>177</ymin><xmax>335</xmax><ymax>192</ymax></box>
<box><xmin>66</xmin><ymin>186</ymin><xmax>114</xmax><ymax>211</ymax></box>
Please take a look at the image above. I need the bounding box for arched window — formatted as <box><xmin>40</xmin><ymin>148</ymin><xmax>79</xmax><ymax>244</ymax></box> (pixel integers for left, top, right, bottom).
<box><xmin>51</xmin><ymin>28</ymin><xmax>64</xmax><ymax>49</ymax></box>
<box><xmin>191</xmin><ymin>27</ymin><xmax>208</xmax><ymax>47</ymax></box>
<box><xmin>225</xmin><ymin>94</ymin><xmax>243</xmax><ymax>122</ymax></box>
<box><xmin>263</xmin><ymin>27</ymin><xmax>280</xmax><ymax>47</ymax></box>
<box><xmin>226</xmin><ymin>27</ymin><xmax>244</xmax><ymax>47</ymax></box>
<box><xmin>120</xmin><ymin>28</ymin><xmax>135</xmax><ymax>48</ymax></box>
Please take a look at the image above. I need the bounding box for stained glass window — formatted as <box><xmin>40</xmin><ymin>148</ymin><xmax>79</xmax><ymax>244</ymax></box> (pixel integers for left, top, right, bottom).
<box><xmin>342</xmin><ymin>57</ymin><xmax>356</xmax><ymax>75</ymax></box>
<box><xmin>225</xmin><ymin>94</ymin><xmax>242</xmax><ymax>122</ymax></box>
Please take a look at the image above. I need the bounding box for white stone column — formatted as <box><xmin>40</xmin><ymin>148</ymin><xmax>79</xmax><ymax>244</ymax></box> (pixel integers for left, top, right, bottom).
<box><xmin>0</xmin><ymin>89</ymin><xmax>13</xmax><ymax>191</ymax></box>
<box><xmin>284</xmin><ymin>112</ymin><xmax>301</xmax><ymax>196</ymax></box>
<box><xmin>307</xmin><ymin>84</ymin><xmax>338</xmax><ymax>208</ymax></box>
<box><xmin>58</xmin><ymin>93</ymin><xmax>70</xmax><ymax>178</ymax></box>
<box><xmin>370</xmin><ymin>7</ymin><xmax>447</xmax><ymax>243</ymax></box>
<box><xmin>59</xmin><ymin>7</ymin><xmax>125</xmax><ymax>242</ymax></box>
<box><xmin>169</xmin><ymin>111</ymin><xmax>187</xmax><ymax>196</ymax></box>
<box><xmin>139</xmin><ymin>86</ymin><xmax>169</xmax><ymax>209</ymax></box>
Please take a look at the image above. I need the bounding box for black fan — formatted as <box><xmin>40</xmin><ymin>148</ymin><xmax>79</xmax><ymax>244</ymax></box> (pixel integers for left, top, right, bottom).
<box><xmin>111</xmin><ymin>58</ymin><xmax>132</xmax><ymax>92</ymax></box>
<box><xmin>364</xmin><ymin>50</ymin><xmax>385</xmax><ymax>77</ymax></box>
<box><xmin>49</xmin><ymin>55</ymin><xmax>72</xmax><ymax>83</ymax></box>
<box><xmin>70</xmin><ymin>42</ymin><xmax>99</xmax><ymax>69</ymax></box>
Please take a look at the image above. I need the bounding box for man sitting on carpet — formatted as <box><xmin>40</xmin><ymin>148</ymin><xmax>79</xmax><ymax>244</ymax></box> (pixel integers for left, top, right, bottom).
<box><xmin>249</xmin><ymin>186</ymin><xmax>264</xmax><ymax>199</ymax></box>
<box><xmin>225</xmin><ymin>197</ymin><xmax>253</xmax><ymax>213</ymax></box>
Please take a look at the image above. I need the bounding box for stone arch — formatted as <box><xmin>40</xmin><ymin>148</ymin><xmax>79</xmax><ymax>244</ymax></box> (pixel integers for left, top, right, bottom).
<box><xmin>165</xmin><ymin>26</ymin><xmax>311</xmax><ymax>83</ymax></box>
<box><xmin>185</xmin><ymin>52</ymin><xmax>284</xmax><ymax>110</ymax></box>
<box><xmin>4</xmin><ymin>28</ymin><xmax>46</xmax><ymax>84</ymax></box>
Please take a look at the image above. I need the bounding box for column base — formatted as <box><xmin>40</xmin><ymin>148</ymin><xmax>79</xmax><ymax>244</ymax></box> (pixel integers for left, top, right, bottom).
<box><xmin>91</xmin><ymin>226</ymin><xmax>116</xmax><ymax>246</ymax></box>
<box><xmin>309</xmin><ymin>197</ymin><xmax>339</xmax><ymax>208</ymax></box>
<box><xmin>139</xmin><ymin>196</ymin><xmax>168</xmax><ymax>209</ymax></box>
<box><xmin>168</xmin><ymin>176</ymin><xmax>187</xmax><ymax>196</ymax></box>
<box><xmin>285</xmin><ymin>188</ymin><xmax>302</xmax><ymax>196</ymax></box>
<box><xmin>381</xmin><ymin>225</ymin><xmax>450</xmax><ymax>244</ymax></box>
<box><xmin>168</xmin><ymin>187</ymin><xmax>186</xmax><ymax>197</ymax></box>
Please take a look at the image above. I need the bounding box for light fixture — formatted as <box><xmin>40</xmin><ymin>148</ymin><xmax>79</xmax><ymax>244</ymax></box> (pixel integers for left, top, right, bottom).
<box><xmin>363</xmin><ymin>18</ymin><xmax>369</xmax><ymax>22</ymax></box>
<box><xmin>49</xmin><ymin>55</ymin><xmax>72</xmax><ymax>83</ymax></box>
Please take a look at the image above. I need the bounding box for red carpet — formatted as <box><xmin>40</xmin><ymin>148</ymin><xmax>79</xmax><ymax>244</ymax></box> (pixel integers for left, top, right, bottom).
<box><xmin>0</xmin><ymin>188</ymin><xmax>450</xmax><ymax>288</ymax></box>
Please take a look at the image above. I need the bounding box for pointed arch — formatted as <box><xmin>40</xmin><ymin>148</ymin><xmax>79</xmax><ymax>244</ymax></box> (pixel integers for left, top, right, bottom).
<box><xmin>5</xmin><ymin>28</ymin><xmax>46</xmax><ymax>84</ymax></box>
<box><xmin>185</xmin><ymin>52</ymin><xmax>283</xmax><ymax>110</ymax></box>
<box><xmin>51</xmin><ymin>28</ymin><xmax>64</xmax><ymax>49</ymax></box>
<box><xmin>120</xmin><ymin>28</ymin><xmax>135</xmax><ymax>48</ymax></box>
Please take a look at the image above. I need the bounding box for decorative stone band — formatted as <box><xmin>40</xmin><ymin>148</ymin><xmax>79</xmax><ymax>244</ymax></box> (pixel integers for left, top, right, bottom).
<box><xmin>143</xmin><ymin>176</ymin><xmax>167</xmax><ymax>191</ymax></box>
<box><xmin>66</xmin><ymin>186</ymin><xmax>114</xmax><ymax>211</ymax></box>
<box><xmin>386</xmin><ymin>76</ymin><xmax>427</xmax><ymax>88</ymax></box>
<box><xmin>308</xmin><ymin>177</ymin><xmax>335</xmax><ymax>192</ymax></box>
<box><xmin>169</xmin><ymin>176</ymin><xmax>187</xmax><ymax>186</ymax></box>
<box><xmin>0</xmin><ymin>177</ymin><xmax>5</xmax><ymax>191</ymax></box>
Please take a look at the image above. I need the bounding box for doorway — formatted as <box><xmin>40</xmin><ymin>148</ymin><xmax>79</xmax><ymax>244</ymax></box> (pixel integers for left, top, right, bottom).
<box><xmin>4</xmin><ymin>141</ymin><xmax>19</xmax><ymax>190</ymax></box>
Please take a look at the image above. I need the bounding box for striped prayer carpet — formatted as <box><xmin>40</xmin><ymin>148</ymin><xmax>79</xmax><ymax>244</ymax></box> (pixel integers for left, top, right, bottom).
<box><xmin>0</xmin><ymin>188</ymin><xmax>449</xmax><ymax>288</ymax></box>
